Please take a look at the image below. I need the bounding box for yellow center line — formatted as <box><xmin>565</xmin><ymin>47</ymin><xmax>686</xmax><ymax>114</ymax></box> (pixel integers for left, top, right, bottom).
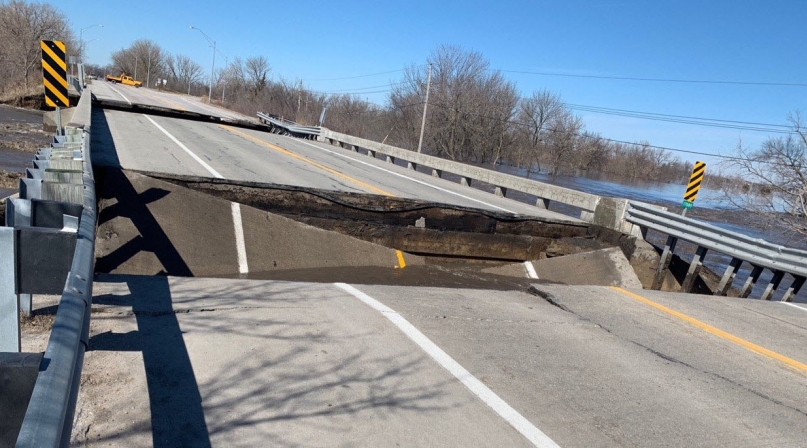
<box><xmin>138</xmin><ymin>88</ymin><xmax>186</xmax><ymax>111</ymax></box>
<box><xmin>609</xmin><ymin>286</ymin><xmax>807</xmax><ymax>374</ymax></box>
<box><xmin>218</xmin><ymin>125</ymin><xmax>394</xmax><ymax>197</ymax></box>
<box><xmin>395</xmin><ymin>250</ymin><xmax>407</xmax><ymax>269</ymax></box>
<box><xmin>219</xmin><ymin>125</ymin><xmax>409</xmax><ymax>268</ymax></box>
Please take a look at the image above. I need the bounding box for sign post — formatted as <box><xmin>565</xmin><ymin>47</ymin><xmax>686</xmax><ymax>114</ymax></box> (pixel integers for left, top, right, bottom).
<box><xmin>41</xmin><ymin>40</ymin><xmax>68</xmax><ymax>135</ymax></box>
<box><xmin>682</xmin><ymin>161</ymin><xmax>706</xmax><ymax>216</ymax></box>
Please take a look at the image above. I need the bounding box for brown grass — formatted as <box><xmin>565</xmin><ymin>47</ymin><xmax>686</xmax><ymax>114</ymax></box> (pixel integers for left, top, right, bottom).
<box><xmin>0</xmin><ymin>85</ymin><xmax>46</xmax><ymax>109</ymax></box>
<box><xmin>0</xmin><ymin>169</ymin><xmax>22</xmax><ymax>189</ymax></box>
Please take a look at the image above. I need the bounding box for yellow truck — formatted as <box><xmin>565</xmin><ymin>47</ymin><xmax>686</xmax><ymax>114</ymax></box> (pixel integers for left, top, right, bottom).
<box><xmin>105</xmin><ymin>73</ymin><xmax>142</xmax><ymax>87</ymax></box>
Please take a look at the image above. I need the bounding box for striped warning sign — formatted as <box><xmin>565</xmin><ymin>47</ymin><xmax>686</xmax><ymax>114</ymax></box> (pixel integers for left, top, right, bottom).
<box><xmin>41</xmin><ymin>40</ymin><xmax>68</xmax><ymax>108</ymax></box>
<box><xmin>684</xmin><ymin>161</ymin><xmax>706</xmax><ymax>202</ymax></box>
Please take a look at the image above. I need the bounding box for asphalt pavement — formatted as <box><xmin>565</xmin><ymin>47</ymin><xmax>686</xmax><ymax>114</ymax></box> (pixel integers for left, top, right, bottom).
<box><xmin>71</xmin><ymin>276</ymin><xmax>807</xmax><ymax>447</ymax></box>
<box><xmin>66</xmin><ymin>83</ymin><xmax>807</xmax><ymax>447</ymax></box>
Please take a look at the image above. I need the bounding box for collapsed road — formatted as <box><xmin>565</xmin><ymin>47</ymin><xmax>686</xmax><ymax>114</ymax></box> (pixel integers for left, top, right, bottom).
<box><xmin>12</xmin><ymin>83</ymin><xmax>807</xmax><ymax>447</ymax></box>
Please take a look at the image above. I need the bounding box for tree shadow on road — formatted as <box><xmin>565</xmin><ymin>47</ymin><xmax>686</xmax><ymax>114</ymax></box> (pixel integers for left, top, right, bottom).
<box><xmin>86</xmin><ymin>275</ymin><xmax>461</xmax><ymax>447</ymax></box>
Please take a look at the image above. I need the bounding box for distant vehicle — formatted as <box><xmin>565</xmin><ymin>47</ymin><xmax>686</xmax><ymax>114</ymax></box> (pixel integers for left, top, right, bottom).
<box><xmin>105</xmin><ymin>73</ymin><xmax>142</xmax><ymax>87</ymax></box>
<box><xmin>88</xmin><ymin>74</ymin><xmax>97</xmax><ymax>80</ymax></box>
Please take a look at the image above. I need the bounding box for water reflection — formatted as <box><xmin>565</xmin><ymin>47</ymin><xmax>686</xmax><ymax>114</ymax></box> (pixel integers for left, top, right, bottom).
<box><xmin>499</xmin><ymin>165</ymin><xmax>728</xmax><ymax>209</ymax></box>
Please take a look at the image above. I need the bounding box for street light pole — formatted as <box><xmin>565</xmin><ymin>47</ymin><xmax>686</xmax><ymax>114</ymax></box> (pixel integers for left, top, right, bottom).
<box><xmin>417</xmin><ymin>63</ymin><xmax>432</xmax><ymax>154</ymax></box>
<box><xmin>190</xmin><ymin>26</ymin><xmax>216</xmax><ymax>103</ymax></box>
<box><xmin>79</xmin><ymin>24</ymin><xmax>102</xmax><ymax>64</ymax></box>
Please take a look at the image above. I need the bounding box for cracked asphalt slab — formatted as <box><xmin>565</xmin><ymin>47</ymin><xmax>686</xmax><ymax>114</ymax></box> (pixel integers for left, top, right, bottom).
<box><xmin>71</xmin><ymin>275</ymin><xmax>807</xmax><ymax>446</ymax></box>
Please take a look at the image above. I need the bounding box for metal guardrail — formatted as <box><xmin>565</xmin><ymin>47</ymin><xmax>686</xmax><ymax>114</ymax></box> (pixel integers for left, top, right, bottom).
<box><xmin>15</xmin><ymin>89</ymin><xmax>96</xmax><ymax>447</ymax></box>
<box><xmin>626</xmin><ymin>201</ymin><xmax>807</xmax><ymax>301</ymax></box>
<box><xmin>257</xmin><ymin>112</ymin><xmax>321</xmax><ymax>138</ymax></box>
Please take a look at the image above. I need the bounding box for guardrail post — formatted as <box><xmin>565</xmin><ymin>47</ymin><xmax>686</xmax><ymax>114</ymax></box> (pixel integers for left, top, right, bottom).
<box><xmin>760</xmin><ymin>270</ymin><xmax>785</xmax><ymax>301</ymax></box>
<box><xmin>352</xmin><ymin>145</ymin><xmax>360</xmax><ymax>153</ymax></box>
<box><xmin>714</xmin><ymin>258</ymin><xmax>743</xmax><ymax>296</ymax></box>
<box><xmin>386</xmin><ymin>155</ymin><xmax>395</xmax><ymax>164</ymax></box>
<box><xmin>495</xmin><ymin>186</ymin><xmax>507</xmax><ymax>197</ymax></box>
<box><xmin>5</xmin><ymin>199</ymin><xmax>32</xmax><ymax>317</ymax></box>
<box><xmin>0</xmin><ymin>226</ymin><xmax>19</xmax><ymax>352</ymax></box>
<box><xmin>781</xmin><ymin>276</ymin><xmax>806</xmax><ymax>302</ymax></box>
<box><xmin>536</xmin><ymin>198</ymin><xmax>550</xmax><ymax>209</ymax></box>
<box><xmin>740</xmin><ymin>265</ymin><xmax>764</xmax><ymax>298</ymax></box>
<box><xmin>432</xmin><ymin>169</ymin><xmax>442</xmax><ymax>178</ymax></box>
<box><xmin>652</xmin><ymin>235</ymin><xmax>678</xmax><ymax>290</ymax></box>
<box><xmin>681</xmin><ymin>246</ymin><xmax>708</xmax><ymax>293</ymax></box>
<box><xmin>407</xmin><ymin>162</ymin><xmax>417</xmax><ymax>171</ymax></box>
<box><xmin>367</xmin><ymin>149</ymin><xmax>376</xmax><ymax>158</ymax></box>
<box><xmin>460</xmin><ymin>177</ymin><xmax>472</xmax><ymax>187</ymax></box>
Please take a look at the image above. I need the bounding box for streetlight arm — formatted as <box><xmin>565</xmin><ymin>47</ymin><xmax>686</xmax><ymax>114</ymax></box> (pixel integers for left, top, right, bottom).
<box><xmin>189</xmin><ymin>26</ymin><xmax>215</xmax><ymax>47</ymax></box>
<box><xmin>190</xmin><ymin>26</ymin><xmax>217</xmax><ymax>103</ymax></box>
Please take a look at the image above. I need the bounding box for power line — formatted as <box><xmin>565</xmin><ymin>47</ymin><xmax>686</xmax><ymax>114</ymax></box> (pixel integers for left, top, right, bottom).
<box><xmin>498</xmin><ymin>69</ymin><xmax>807</xmax><ymax>88</ymax></box>
<box><xmin>302</xmin><ymin>67</ymin><xmax>420</xmax><ymax>82</ymax></box>
<box><xmin>425</xmin><ymin>101</ymin><xmax>796</xmax><ymax>166</ymax></box>
<box><xmin>311</xmin><ymin>81</ymin><xmax>405</xmax><ymax>95</ymax></box>
<box><xmin>564</xmin><ymin>103</ymin><xmax>796</xmax><ymax>134</ymax></box>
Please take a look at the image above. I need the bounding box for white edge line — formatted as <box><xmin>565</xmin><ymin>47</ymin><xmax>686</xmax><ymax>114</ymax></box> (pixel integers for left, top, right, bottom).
<box><xmin>524</xmin><ymin>261</ymin><xmax>539</xmax><ymax>279</ymax></box>
<box><xmin>781</xmin><ymin>302</ymin><xmax>807</xmax><ymax>312</ymax></box>
<box><xmin>144</xmin><ymin>114</ymin><xmax>249</xmax><ymax>274</ymax></box>
<box><xmin>105</xmin><ymin>83</ymin><xmax>132</xmax><ymax>105</ymax></box>
<box><xmin>143</xmin><ymin>115</ymin><xmax>224</xmax><ymax>178</ymax></box>
<box><xmin>292</xmin><ymin>139</ymin><xmax>516</xmax><ymax>213</ymax></box>
<box><xmin>334</xmin><ymin>283</ymin><xmax>559</xmax><ymax>448</ymax></box>
<box><xmin>231</xmin><ymin>202</ymin><xmax>249</xmax><ymax>275</ymax></box>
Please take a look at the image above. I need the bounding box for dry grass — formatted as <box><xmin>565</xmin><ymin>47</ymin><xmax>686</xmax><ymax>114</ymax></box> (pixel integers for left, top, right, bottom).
<box><xmin>0</xmin><ymin>84</ymin><xmax>46</xmax><ymax>109</ymax></box>
<box><xmin>0</xmin><ymin>169</ymin><xmax>21</xmax><ymax>189</ymax></box>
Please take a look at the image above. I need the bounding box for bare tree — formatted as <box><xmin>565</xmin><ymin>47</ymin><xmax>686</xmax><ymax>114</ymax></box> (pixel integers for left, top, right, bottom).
<box><xmin>514</xmin><ymin>90</ymin><xmax>566</xmax><ymax>173</ymax></box>
<box><xmin>166</xmin><ymin>54</ymin><xmax>203</xmax><ymax>93</ymax></box>
<box><xmin>544</xmin><ymin>111</ymin><xmax>583</xmax><ymax>175</ymax></box>
<box><xmin>110</xmin><ymin>39</ymin><xmax>166</xmax><ymax>87</ymax></box>
<box><xmin>245</xmin><ymin>56</ymin><xmax>270</xmax><ymax>96</ymax></box>
<box><xmin>724</xmin><ymin>112</ymin><xmax>807</xmax><ymax>236</ymax></box>
<box><xmin>0</xmin><ymin>0</ymin><xmax>74</xmax><ymax>93</ymax></box>
<box><xmin>389</xmin><ymin>45</ymin><xmax>518</xmax><ymax>162</ymax></box>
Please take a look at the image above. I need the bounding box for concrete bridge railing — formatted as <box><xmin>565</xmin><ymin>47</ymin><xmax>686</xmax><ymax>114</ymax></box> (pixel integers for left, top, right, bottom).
<box><xmin>316</xmin><ymin>128</ymin><xmax>640</xmax><ymax>235</ymax></box>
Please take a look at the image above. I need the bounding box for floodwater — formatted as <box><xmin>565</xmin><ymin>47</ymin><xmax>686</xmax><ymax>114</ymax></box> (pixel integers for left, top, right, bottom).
<box><xmin>491</xmin><ymin>164</ymin><xmax>807</xmax><ymax>302</ymax></box>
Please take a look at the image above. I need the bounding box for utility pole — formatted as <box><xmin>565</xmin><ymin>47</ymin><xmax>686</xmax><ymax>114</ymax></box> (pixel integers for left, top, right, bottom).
<box><xmin>417</xmin><ymin>64</ymin><xmax>432</xmax><ymax>153</ymax></box>
<box><xmin>134</xmin><ymin>54</ymin><xmax>138</xmax><ymax>80</ymax></box>
<box><xmin>297</xmin><ymin>80</ymin><xmax>302</xmax><ymax>121</ymax></box>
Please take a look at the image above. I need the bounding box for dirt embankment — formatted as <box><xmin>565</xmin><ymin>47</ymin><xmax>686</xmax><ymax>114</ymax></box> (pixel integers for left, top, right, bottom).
<box><xmin>0</xmin><ymin>104</ymin><xmax>50</xmax><ymax>193</ymax></box>
<box><xmin>0</xmin><ymin>169</ymin><xmax>22</xmax><ymax>189</ymax></box>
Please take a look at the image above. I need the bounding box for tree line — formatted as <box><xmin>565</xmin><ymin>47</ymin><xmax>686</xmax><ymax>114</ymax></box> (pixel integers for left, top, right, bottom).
<box><xmin>0</xmin><ymin>0</ymin><xmax>75</xmax><ymax>101</ymax></box>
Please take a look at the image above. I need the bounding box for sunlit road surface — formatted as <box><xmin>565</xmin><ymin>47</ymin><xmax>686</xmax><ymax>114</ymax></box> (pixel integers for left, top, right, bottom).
<box><xmin>66</xmin><ymin>83</ymin><xmax>807</xmax><ymax>446</ymax></box>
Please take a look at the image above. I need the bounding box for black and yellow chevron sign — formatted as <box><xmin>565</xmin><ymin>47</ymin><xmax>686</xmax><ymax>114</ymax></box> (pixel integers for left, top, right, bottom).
<box><xmin>684</xmin><ymin>161</ymin><xmax>706</xmax><ymax>203</ymax></box>
<box><xmin>41</xmin><ymin>40</ymin><xmax>68</xmax><ymax>108</ymax></box>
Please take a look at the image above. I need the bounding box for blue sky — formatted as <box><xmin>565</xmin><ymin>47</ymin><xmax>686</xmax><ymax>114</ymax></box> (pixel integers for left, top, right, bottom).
<box><xmin>61</xmin><ymin>0</ymin><xmax>806</xmax><ymax>170</ymax></box>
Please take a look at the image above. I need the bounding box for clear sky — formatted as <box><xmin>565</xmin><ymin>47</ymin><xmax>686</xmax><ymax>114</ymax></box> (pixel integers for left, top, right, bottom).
<box><xmin>61</xmin><ymin>0</ymin><xmax>806</xmax><ymax>170</ymax></box>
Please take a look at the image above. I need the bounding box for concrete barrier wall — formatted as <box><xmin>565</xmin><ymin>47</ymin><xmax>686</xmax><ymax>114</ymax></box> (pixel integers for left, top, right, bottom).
<box><xmin>317</xmin><ymin>128</ymin><xmax>637</xmax><ymax>233</ymax></box>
